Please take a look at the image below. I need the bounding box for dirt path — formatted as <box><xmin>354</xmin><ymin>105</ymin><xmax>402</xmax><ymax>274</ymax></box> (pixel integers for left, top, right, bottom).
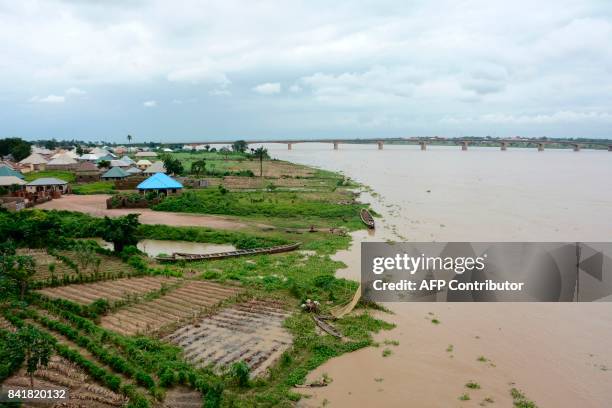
<box><xmin>37</xmin><ymin>194</ymin><xmax>262</xmax><ymax>229</ymax></box>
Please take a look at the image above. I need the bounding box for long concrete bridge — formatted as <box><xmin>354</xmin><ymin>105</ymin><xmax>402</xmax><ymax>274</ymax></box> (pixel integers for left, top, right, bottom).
<box><xmin>180</xmin><ymin>137</ymin><xmax>612</xmax><ymax>151</ymax></box>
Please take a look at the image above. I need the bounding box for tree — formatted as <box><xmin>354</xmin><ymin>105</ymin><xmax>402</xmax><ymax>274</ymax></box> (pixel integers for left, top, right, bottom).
<box><xmin>161</xmin><ymin>154</ymin><xmax>184</xmax><ymax>175</ymax></box>
<box><xmin>75</xmin><ymin>145</ymin><xmax>84</xmax><ymax>155</ymax></box>
<box><xmin>17</xmin><ymin>326</ymin><xmax>53</xmax><ymax>387</ymax></box>
<box><xmin>191</xmin><ymin>159</ymin><xmax>207</xmax><ymax>176</ymax></box>
<box><xmin>127</xmin><ymin>134</ymin><xmax>133</xmax><ymax>145</ymax></box>
<box><xmin>0</xmin><ymin>137</ymin><xmax>31</xmax><ymax>161</ymax></box>
<box><xmin>100</xmin><ymin>214</ymin><xmax>140</xmax><ymax>253</ymax></box>
<box><xmin>232</xmin><ymin>140</ymin><xmax>248</xmax><ymax>153</ymax></box>
<box><xmin>205</xmin><ymin>144</ymin><xmax>210</xmax><ymax>152</ymax></box>
<box><xmin>2</xmin><ymin>253</ymin><xmax>36</xmax><ymax>300</ymax></box>
<box><xmin>251</xmin><ymin>147</ymin><xmax>269</xmax><ymax>177</ymax></box>
<box><xmin>98</xmin><ymin>160</ymin><xmax>110</xmax><ymax>169</ymax></box>
<box><xmin>219</xmin><ymin>147</ymin><xmax>230</xmax><ymax>160</ymax></box>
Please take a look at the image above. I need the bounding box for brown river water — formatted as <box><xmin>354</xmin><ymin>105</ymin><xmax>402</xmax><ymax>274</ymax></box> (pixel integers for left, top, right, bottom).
<box><xmin>262</xmin><ymin>143</ymin><xmax>612</xmax><ymax>408</ymax></box>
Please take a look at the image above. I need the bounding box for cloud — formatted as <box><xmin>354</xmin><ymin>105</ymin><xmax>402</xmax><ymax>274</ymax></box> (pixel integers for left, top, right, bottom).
<box><xmin>167</xmin><ymin>65</ymin><xmax>231</xmax><ymax>86</ymax></box>
<box><xmin>4</xmin><ymin>0</ymin><xmax>612</xmax><ymax>138</ymax></box>
<box><xmin>29</xmin><ymin>95</ymin><xmax>65</xmax><ymax>104</ymax></box>
<box><xmin>441</xmin><ymin>111</ymin><xmax>612</xmax><ymax>125</ymax></box>
<box><xmin>65</xmin><ymin>87</ymin><xmax>86</xmax><ymax>95</ymax></box>
<box><xmin>143</xmin><ymin>100</ymin><xmax>157</xmax><ymax>107</ymax></box>
<box><xmin>253</xmin><ymin>82</ymin><xmax>281</xmax><ymax>95</ymax></box>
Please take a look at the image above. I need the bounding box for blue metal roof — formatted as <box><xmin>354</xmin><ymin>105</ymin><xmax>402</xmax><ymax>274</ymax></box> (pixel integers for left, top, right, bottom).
<box><xmin>137</xmin><ymin>173</ymin><xmax>183</xmax><ymax>190</ymax></box>
<box><xmin>0</xmin><ymin>165</ymin><xmax>24</xmax><ymax>179</ymax></box>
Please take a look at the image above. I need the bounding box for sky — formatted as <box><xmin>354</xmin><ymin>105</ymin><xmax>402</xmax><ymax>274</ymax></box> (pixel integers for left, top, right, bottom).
<box><xmin>1</xmin><ymin>0</ymin><xmax>612</xmax><ymax>143</ymax></box>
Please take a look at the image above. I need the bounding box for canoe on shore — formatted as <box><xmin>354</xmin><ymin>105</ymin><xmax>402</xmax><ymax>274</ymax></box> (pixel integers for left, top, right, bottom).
<box><xmin>360</xmin><ymin>208</ymin><xmax>375</xmax><ymax>229</ymax></box>
<box><xmin>156</xmin><ymin>242</ymin><xmax>301</xmax><ymax>262</ymax></box>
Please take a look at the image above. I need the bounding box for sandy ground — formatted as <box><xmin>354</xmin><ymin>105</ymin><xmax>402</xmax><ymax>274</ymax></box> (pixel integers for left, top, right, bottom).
<box><xmin>36</xmin><ymin>194</ymin><xmax>258</xmax><ymax>229</ymax></box>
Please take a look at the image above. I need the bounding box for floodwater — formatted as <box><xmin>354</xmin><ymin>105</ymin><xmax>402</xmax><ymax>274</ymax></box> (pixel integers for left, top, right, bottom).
<box><xmin>263</xmin><ymin>143</ymin><xmax>612</xmax><ymax>408</ymax></box>
<box><xmin>90</xmin><ymin>238</ymin><xmax>235</xmax><ymax>257</ymax></box>
<box><xmin>136</xmin><ymin>239</ymin><xmax>236</xmax><ymax>257</ymax></box>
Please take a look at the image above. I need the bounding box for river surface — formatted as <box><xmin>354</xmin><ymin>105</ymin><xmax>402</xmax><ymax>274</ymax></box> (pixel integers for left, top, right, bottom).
<box><xmin>90</xmin><ymin>238</ymin><xmax>235</xmax><ymax>257</ymax></box>
<box><xmin>262</xmin><ymin>143</ymin><xmax>612</xmax><ymax>408</ymax></box>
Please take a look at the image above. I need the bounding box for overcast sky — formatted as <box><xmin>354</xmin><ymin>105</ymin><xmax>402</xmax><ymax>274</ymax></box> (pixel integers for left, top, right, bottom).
<box><xmin>1</xmin><ymin>0</ymin><xmax>612</xmax><ymax>142</ymax></box>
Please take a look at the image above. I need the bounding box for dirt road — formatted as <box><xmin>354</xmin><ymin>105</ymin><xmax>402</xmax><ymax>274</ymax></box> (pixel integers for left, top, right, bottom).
<box><xmin>37</xmin><ymin>194</ymin><xmax>258</xmax><ymax>229</ymax></box>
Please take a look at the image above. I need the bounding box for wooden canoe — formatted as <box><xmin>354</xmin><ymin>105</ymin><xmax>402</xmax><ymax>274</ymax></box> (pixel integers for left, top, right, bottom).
<box><xmin>156</xmin><ymin>242</ymin><xmax>301</xmax><ymax>262</ymax></box>
<box><xmin>360</xmin><ymin>208</ymin><xmax>375</xmax><ymax>229</ymax></box>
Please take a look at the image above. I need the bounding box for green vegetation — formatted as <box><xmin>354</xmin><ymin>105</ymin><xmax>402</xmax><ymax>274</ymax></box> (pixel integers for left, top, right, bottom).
<box><xmin>0</xmin><ymin>137</ymin><xmax>31</xmax><ymax>161</ymax></box>
<box><xmin>382</xmin><ymin>348</ymin><xmax>392</xmax><ymax>357</ymax></box>
<box><xmin>24</xmin><ymin>170</ymin><xmax>76</xmax><ymax>183</ymax></box>
<box><xmin>72</xmin><ymin>181</ymin><xmax>116</xmax><ymax>194</ymax></box>
<box><xmin>511</xmin><ymin>388</ymin><xmax>538</xmax><ymax>408</ymax></box>
<box><xmin>154</xmin><ymin>189</ymin><xmax>365</xmax><ymax>227</ymax></box>
<box><xmin>458</xmin><ymin>393</ymin><xmax>471</xmax><ymax>401</ymax></box>
<box><xmin>465</xmin><ymin>381</ymin><xmax>481</xmax><ymax>389</ymax></box>
<box><xmin>0</xmin><ymin>153</ymin><xmax>392</xmax><ymax>407</ymax></box>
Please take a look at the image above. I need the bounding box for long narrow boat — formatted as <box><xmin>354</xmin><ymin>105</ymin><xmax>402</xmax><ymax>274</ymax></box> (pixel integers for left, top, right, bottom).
<box><xmin>156</xmin><ymin>242</ymin><xmax>301</xmax><ymax>262</ymax></box>
<box><xmin>360</xmin><ymin>208</ymin><xmax>375</xmax><ymax>229</ymax></box>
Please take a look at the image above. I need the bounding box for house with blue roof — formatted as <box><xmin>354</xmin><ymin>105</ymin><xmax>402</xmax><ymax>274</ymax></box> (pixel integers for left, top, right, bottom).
<box><xmin>137</xmin><ymin>173</ymin><xmax>183</xmax><ymax>196</ymax></box>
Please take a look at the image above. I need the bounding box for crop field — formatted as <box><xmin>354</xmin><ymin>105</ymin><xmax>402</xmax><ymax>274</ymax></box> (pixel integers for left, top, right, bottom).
<box><xmin>16</xmin><ymin>248</ymin><xmax>76</xmax><ymax>281</ymax></box>
<box><xmin>100</xmin><ymin>281</ymin><xmax>241</xmax><ymax>335</ymax></box>
<box><xmin>18</xmin><ymin>248</ymin><xmax>138</xmax><ymax>283</ymax></box>
<box><xmin>37</xmin><ymin>276</ymin><xmax>181</xmax><ymax>305</ymax></box>
<box><xmin>2</xmin><ymin>355</ymin><xmax>126</xmax><ymax>407</ymax></box>
<box><xmin>164</xmin><ymin>299</ymin><xmax>292</xmax><ymax>377</ymax></box>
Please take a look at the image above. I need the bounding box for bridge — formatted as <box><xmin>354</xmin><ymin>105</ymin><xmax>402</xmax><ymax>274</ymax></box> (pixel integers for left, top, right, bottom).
<box><xmin>179</xmin><ymin>137</ymin><xmax>612</xmax><ymax>152</ymax></box>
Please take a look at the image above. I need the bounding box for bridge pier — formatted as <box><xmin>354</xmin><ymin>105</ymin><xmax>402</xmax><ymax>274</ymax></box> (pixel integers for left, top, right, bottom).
<box><xmin>609</xmin><ymin>145</ymin><xmax>612</xmax><ymax>151</ymax></box>
<box><xmin>537</xmin><ymin>143</ymin><xmax>545</xmax><ymax>152</ymax></box>
<box><xmin>333</xmin><ymin>141</ymin><xmax>339</xmax><ymax>150</ymax></box>
<box><xmin>461</xmin><ymin>141</ymin><xmax>468</xmax><ymax>151</ymax></box>
<box><xmin>287</xmin><ymin>143</ymin><xmax>292</xmax><ymax>150</ymax></box>
<box><xmin>573</xmin><ymin>144</ymin><xmax>581</xmax><ymax>152</ymax></box>
<box><xmin>377</xmin><ymin>141</ymin><xmax>383</xmax><ymax>150</ymax></box>
<box><xmin>420</xmin><ymin>142</ymin><xmax>427</xmax><ymax>151</ymax></box>
<box><xmin>500</xmin><ymin>141</ymin><xmax>507</xmax><ymax>151</ymax></box>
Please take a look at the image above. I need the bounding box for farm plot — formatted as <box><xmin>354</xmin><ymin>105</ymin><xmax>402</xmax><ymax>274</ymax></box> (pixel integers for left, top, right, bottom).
<box><xmin>101</xmin><ymin>281</ymin><xmax>241</xmax><ymax>336</ymax></box>
<box><xmin>16</xmin><ymin>248</ymin><xmax>75</xmax><ymax>282</ymax></box>
<box><xmin>37</xmin><ymin>276</ymin><xmax>182</xmax><ymax>305</ymax></box>
<box><xmin>1</xmin><ymin>355</ymin><xmax>126</xmax><ymax>407</ymax></box>
<box><xmin>164</xmin><ymin>299</ymin><xmax>292</xmax><ymax>377</ymax></box>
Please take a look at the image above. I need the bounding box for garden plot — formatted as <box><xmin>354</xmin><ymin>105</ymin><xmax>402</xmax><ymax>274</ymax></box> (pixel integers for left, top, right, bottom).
<box><xmin>16</xmin><ymin>248</ymin><xmax>75</xmax><ymax>282</ymax></box>
<box><xmin>100</xmin><ymin>281</ymin><xmax>241</xmax><ymax>335</ymax></box>
<box><xmin>2</xmin><ymin>355</ymin><xmax>126</xmax><ymax>407</ymax></box>
<box><xmin>37</xmin><ymin>276</ymin><xmax>182</xmax><ymax>305</ymax></box>
<box><xmin>164</xmin><ymin>300</ymin><xmax>292</xmax><ymax>377</ymax></box>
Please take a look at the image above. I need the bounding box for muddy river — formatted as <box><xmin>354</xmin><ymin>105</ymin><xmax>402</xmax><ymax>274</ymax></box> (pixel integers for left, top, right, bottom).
<box><xmin>262</xmin><ymin>143</ymin><xmax>612</xmax><ymax>408</ymax></box>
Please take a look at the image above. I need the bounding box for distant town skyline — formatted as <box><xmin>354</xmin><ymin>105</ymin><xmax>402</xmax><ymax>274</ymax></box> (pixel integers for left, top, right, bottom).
<box><xmin>2</xmin><ymin>0</ymin><xmax>612</xmax><ymax>142</ymax></box>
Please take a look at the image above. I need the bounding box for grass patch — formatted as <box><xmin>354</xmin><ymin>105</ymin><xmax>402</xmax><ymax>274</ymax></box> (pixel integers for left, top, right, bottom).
<box><xmin>24</xmin><ymin>170</ymin><xmax>76</xmax><ymax>183</ymax></box>
<box><xmin>431</xmin><ymin>318</ymin><xmax>440</xmax><ymax>324</ymax></box>
<box><xmin>382</xmin><ymin>348</ymin><xmax>392</xmax><ymax>357</ymax></box>
<box><xmin>466</xmin><ymin>381</ymin><xmax>481</xmax><ymax>389</ymax></box>
<box><xmin>72</xmin><ymin>181</ymin><xmax>116</xmax><ymax>195</ymax></box>
<box><xmin>458</xmin><ymin>393</ymin><xmax>471</xmax><ymax>401</ymax></box>
<box><xmin>510</xmin><ymin>388</ymin><xmax>538</xmax><ymax>408</ymax></box>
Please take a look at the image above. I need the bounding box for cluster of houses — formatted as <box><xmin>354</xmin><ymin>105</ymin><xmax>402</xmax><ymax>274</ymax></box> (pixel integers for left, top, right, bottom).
<box><xmin>0</xmin><ymin>145</ymin><xmax>183</xmax><ymax>211</ymax></box>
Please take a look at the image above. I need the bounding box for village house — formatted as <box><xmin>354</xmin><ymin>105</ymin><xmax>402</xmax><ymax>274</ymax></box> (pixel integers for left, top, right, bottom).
<box><xmin>0</xmin><ymin>164</ymin><xmax>25</xmax><ymax>179</ymax></box>
<box><xmin>137</xmin><ymin>172</ymin><xmax>183</xmax><ymax>196</ymax></box>
<box><xmin>136</xmin><ymin>159</ymin><xmax>152</xmax><ymax>170</ymax></box>
<box><xmin>74</xmin><ymin>161</ymin><xmax>100</xmax><ymax>182</ymax></box>
<box><xmin>25</xmin><ymin>177</ymin><xmax>70</xmax><ymax>199</ymax></box>
<box><xmin>101</xmin><ymin>167</ymin><xmax>129</xmax><ymax>180</ymax></box>
<box><xmin>142</xmin><ymin>161</ymin><xmax>166</xmax><ymax>175</ymax></box>
<box><xmin>46</xmin><ymin>153</ymin><xmax>78</xmax><ymax>170</ymax></box>
<box><xmin>19</xmin><ymin>153</ymin><xmax>48</xmax><ymax>171</ymax></box>
<box><xmin>135</xmin><ymin>151</ymin><xmax>158</xmax><ymax>158</ymax></box>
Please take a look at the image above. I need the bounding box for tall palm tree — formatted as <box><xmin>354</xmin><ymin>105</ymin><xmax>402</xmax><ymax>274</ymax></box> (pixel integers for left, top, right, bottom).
<box><xmin>252</xmin><ymin>147</ymin><xmax>268</xmax><ymax>177</ymax></box>
<box><xmin>127</xmin><ymin>134</ymin><xmax>133</xmax><ymax>145</ymax></box>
